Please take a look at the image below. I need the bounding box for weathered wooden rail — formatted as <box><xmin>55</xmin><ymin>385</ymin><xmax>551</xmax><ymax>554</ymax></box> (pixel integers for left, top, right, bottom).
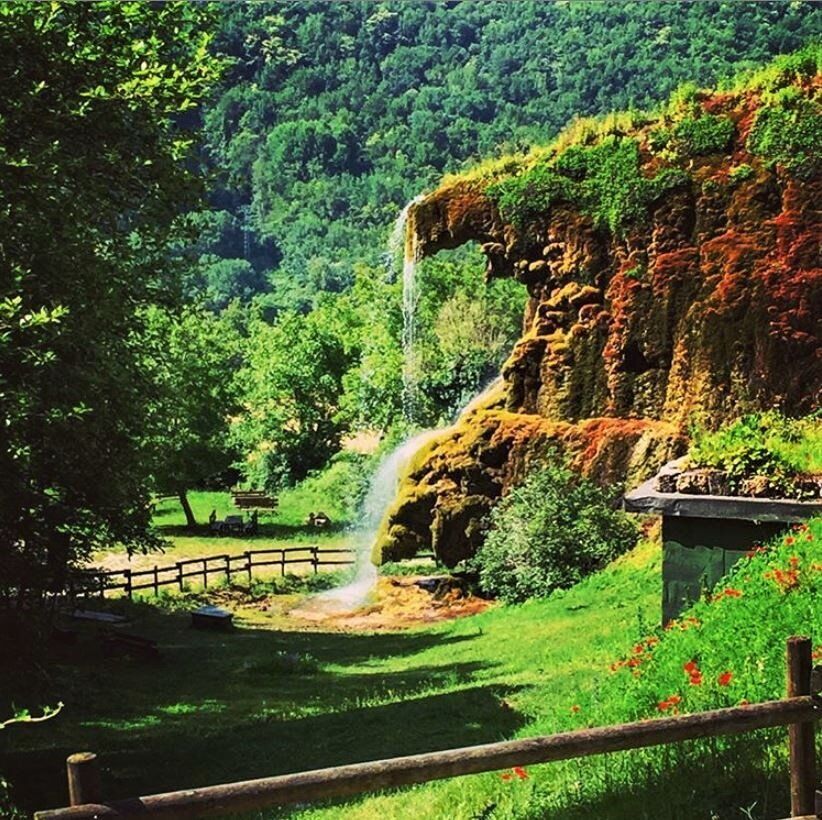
<box><xmin>34</xmin><ymin>637</ymin><xmax>820</xmax><ymax>819</ymax></box>
<box><xmin>67</xmin><ymin>546</ymin><xmax>358</xmax><ymax>600</ymax></box>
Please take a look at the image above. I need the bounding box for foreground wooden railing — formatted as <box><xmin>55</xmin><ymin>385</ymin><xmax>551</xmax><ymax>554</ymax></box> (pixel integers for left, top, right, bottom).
<box><xmin>35</xmin><ymin>637</ymin><xmax>820</xmax><ymax>820</ymax></box>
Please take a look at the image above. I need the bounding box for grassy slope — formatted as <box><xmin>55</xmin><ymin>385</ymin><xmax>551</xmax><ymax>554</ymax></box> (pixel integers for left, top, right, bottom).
<box><xmin>0</xmin><ymin>539</ymin><xmax>659</xmax><ymax>814</ymax></box>
<box><xmin>296</xmin><ymin>523</ymin><xmax>821</xmax><ymax>820</ymax></box>
<box><xmin>4</xmin><ymin>524</ymin><xmax>818</xmax><ymax>818</ymax></box>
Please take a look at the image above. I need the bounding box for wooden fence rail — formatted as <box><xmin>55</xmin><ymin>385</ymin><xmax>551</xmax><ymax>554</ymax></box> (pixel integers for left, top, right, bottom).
<box><xmin>34</xmin><ymin>637</ymin><xmax>820</xmax><ymax>820</ymax></box>
<box><xmin>67</xmin><ymin>546</ymin><xmax>363</xmax><ymax>601</ymax></box>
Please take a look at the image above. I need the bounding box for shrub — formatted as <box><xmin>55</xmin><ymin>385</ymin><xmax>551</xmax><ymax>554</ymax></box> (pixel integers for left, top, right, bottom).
<box><xmin>747</xmin><ymin>93</ymin><xmax>821</xmax><ymax>177</ymax></box>
<box><xmin>688</xmin><ymin>411</ymin><xmax>821</xmax><ymax>495</ymax></box>
<box><xmin>488</xmin><ymin>136</ymin><xmax>692</xmax><ymax>235</ymax></box>
<box><xmin>670</xmin><ymin>114</ymin><xmax>735</xmax><ymax>156</ymax></box>
<box><xmin>473</xmin><ymin>458</ymin><xmax>638</xmax><ymax>603</ymax></box>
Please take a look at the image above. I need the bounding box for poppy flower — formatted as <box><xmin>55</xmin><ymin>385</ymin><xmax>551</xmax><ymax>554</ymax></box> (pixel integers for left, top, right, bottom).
<box><xmin>513</xmin><ymin>766</ymin><xmax>528</xmax><ymax>780</ymax></box>
<box><xmin>717</xmin><ymin>671</ymin><xmax>733</xmax><ymax>686</ymax></box>
<box><xmin>571</xmin><ymin>705</ymin><xmax>581</xmax><ymax>714</ymax></box>
<box><xmin>684</xmin><ymin>660</ymin><xmax>699</xmax><ymax>674</ymax></box>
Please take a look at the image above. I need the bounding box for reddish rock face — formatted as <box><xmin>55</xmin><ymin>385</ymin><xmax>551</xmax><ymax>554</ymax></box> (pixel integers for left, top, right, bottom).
<box><xmin>376</xmin><ymin>87</ymin><xmax>821</xmax><ymax>567</ymax></box>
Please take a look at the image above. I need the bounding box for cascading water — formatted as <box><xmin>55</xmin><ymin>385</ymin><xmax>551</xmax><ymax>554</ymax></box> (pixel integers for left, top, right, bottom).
<box><xmin>295</xmin><ymin>197</ymin><xmax>501</xmax><ymax>617</ymax></box>
<box><xmin>386</xmin><ymin>195</ymin><xmax>425</xmax><ymax>424</ymax></box>
<box><xmin>300</xmin><ymin>429</ymin><xmax>441</xmax><ymax>614</ymax></box>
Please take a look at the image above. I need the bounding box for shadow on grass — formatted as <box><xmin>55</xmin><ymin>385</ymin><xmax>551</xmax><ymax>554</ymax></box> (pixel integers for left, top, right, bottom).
<box><xmin>0</xmin><ymin>605</ymin><xmax>514</xmax><ymax>813</ymax></box>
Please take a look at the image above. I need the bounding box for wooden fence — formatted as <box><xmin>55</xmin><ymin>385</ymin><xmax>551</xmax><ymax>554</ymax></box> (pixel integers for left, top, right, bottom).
<box><xmin>34</xmin><ymin>637</ymin><xmax>820</xmax><ymax>819</ymax></box>
<box><xmin>68</xmin><ymin>546</ymin><xmax>357</xmax><ymax>600</ymax></box>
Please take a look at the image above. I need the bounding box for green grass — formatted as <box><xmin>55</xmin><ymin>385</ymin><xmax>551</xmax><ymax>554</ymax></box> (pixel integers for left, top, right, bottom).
<box><xmin>2</xmin><ymin>524</ymin><xmax>818</xmax><ymax>818</ymax></box>
<box><xmin>89</xmin><ymin>491</ymin><xmax>357</xmax><ymax>577</ymax></box>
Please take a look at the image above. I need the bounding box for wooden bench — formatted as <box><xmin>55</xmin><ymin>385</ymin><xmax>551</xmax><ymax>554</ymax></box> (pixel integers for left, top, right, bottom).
<box><xmin>232</xmin><ymin>490</ymin><xmax>278</xmax><ymax>510</ymax></box>
<box><xmin>101</xmin><ymin>631</ymin><xmax>160</xmax><ymax>661</ymax></box>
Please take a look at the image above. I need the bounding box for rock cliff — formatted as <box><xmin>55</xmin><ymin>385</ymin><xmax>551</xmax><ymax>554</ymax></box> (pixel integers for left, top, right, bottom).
<box><xmin>376</xmin><ymin>53</ymin><xmax>821</xmax><ymax>566</ymax></box>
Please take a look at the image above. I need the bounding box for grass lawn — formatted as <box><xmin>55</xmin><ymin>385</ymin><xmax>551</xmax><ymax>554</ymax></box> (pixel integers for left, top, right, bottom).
<box><xmin>91</xmin><ymin>491</ymin><xmax>357</xmax><ymax>576</ymax></box>
<box><xmin>1</xmin><ymin>540</ymin><xmax>660</xmax><ymax>816</ymax></box>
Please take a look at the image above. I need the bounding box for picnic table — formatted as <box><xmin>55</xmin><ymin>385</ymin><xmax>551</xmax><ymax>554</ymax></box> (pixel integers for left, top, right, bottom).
<box><xmin>232</xmin><ymin>489</ymin><xmax>278</xmax><ymax>510</ymax></box>
<box><xmin>209</xmin><ymin>510</ymin><xmax>258</xmax><ymax>537</ymax></box>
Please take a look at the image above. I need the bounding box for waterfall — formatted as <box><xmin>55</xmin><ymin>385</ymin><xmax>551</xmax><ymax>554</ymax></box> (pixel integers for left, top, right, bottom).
<box><xmin>386</xmin><ymin>195</ymin><xmax>425</xmax><ymax>424</ymax></box>
<box><xmin>302</xmin><ymin>428</ymin><xmax>440</xmax><ymax>613</ymax></box>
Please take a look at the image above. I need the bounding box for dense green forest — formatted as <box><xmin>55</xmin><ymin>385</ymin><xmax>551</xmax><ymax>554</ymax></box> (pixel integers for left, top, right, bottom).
<box><xmin>1</xmin><ymin>0</ymin><xmax>820</xmax><ymax>596</ymax></box>
<box><xmin>192</xmin><ymin>0</ymin><xmax>820</xmax><ymax>485</ymax></box>
<box><xmin>196</xmin><ymin>1</ymin><xmax>820</xmax><ymax>310</ymax></box>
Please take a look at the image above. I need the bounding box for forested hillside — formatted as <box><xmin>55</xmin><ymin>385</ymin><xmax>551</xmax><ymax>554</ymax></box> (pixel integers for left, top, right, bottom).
<box><xmin>195</xmin><ymin>1</ymin><xmax>820</xmax><ymax>311</ymax></box>
<box><xmin>187</xmin><ymin>1</ymin><xmax>821</xmax><ymax>493</ymax></box>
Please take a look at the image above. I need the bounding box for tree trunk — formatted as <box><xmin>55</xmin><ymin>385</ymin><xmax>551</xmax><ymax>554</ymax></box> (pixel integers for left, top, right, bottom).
<box><xmin>178</xmin><ymin>488</ymin><xmax>196</xmax><ymax>529</ymax></box>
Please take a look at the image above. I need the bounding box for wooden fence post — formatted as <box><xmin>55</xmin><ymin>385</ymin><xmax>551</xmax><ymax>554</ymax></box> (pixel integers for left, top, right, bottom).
<box><xmin>123</xmin><ymin>569</ymin><xmax>132</xmax><ymax>601</ymax></box>
<box><xmin>245</xmin><ymin>551</ymin><xmax>252</xmax><ymax>584</ymax></box>
<box><xmin>66</xmin><ymin>752</ymin><xmax>101</xmax><ymax>806</ymax></box>
<box><xmin>176</xmin><ymin>562</ymin><xmax>184</xmax><ymax>592</ymax></box>
<box><xmin>225</xmin><ymin>555</ymin><xmax>231</xmax><ymax>586</ymax></box>
<box><xmin>98</xmin><ymin>574</ymin><xmax>105</xmax><ymax>599</ymax></box>
<box><xmin>312</xmin><ymin>546</ymin><xmax>318</xmax><ymax>575</ymax></box>
<box><xmin>280</xmin><ymin>549</ymin><xmax>285</xmax><ymax>577</ymax></box>
<box><xmin>202</xmin><ymin>559</ymin><xmax>208</xmax><ymax>589</ymax></box>
<box><xmin>153</xmin><ymin>565</ymin><xmax>159</xmax><ymax>597</ymax></box>
<box><xmin>787</xmin><ymin>636</ymin><xmax>815</xmax><ymax>817</ymax></box>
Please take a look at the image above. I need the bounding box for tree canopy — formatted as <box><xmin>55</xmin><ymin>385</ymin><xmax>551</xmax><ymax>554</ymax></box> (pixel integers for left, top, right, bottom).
<box><xmin>0</xmin><ymin>1</ymin><xmax>222</xmax><ymax>595</ymax></box>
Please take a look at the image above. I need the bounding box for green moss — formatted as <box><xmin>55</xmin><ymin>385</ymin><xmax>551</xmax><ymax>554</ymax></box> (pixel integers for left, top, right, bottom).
<box><xmin>670</xmin><ymin>114</ymin><xmax>735</xmax><ymax>156</ymax></box>
<box><xmin>728</xmin><ymin>163</ymin><xmax>755</xmax><ymax>182</ymax></box>
<box><xmin>487</xmin><ymin>137</ymin><xmax>691</xmax><ymax>235</ymax></box>
<box><xmin>747</xmin><ymin>93</ymin><xmax>821</xmax><ymax>176</ymax></box>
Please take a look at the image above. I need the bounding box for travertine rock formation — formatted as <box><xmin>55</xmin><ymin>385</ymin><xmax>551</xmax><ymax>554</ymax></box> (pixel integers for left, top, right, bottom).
<box><xmin>376</xmin><ymin>74</ymin><xmax>821</xmax><ymax>566</ymax></box>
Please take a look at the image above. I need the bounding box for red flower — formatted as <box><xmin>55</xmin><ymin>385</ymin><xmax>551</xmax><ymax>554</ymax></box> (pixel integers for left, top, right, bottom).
<box><xmin>722</xmin><ymin>588</ymin><xmax>742</xmax><ymax>598</ymax></box>
<box><xmin>658</xmin><ymin>694</ymin><xmax>682</xmax><ymax>712</ymax></box>
<box><xmin>512</xmin><ymin>766</ymin><xmax>529</xmax><ymax>780</ymax></box>
<box><xmin>785</xmin><ymin>536</ymin><xmax>795</xmax><ymax>545</ymax></box>
<box><xmin>717</xmin><ymin>671</ymin><xmax>733</xmax><ymax>687</ymax></box>
<box><xmin>689</xmin><ymin>672</ymin><xmax>703</xmax><ymax>686</ymax></box>
<box><xmin>571</xmin><ymin>705</ymin><xmax>581</xmax><ymax>714</ymax></box>
<box><xmin>683</xmin><ymin>660</ymin><xmax>699</xmax><ymax>674</ymax></box>
<box><xmin>500</xmin><ymin>773</ymin><xmax>513</xmax><ymax>782</ymax></box>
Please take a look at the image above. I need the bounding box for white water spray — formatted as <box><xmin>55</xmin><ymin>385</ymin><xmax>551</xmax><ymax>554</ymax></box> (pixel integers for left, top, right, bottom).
<box><xmin>386</xmin><ymin>195</ymin><xmax>426</xmax><ymax>424</ymax></box>
<box><xmin>302</xmin><ymin>428</ymin><xmax>441</xmax><ymax>613</ymax></box>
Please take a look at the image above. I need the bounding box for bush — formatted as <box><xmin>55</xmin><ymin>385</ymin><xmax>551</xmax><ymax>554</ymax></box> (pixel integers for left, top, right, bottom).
<box><xmin>473</xmin><ymin>458</ymin><xmax>638</xmax><ymax>603</ymax></box>
<box><xmin>687</xmin><ymin>411</ymin><xmax>821</xmax><ymax>495</ymax></box>
<box><xmin>487</xmin><ymin>137</ymin><xmax>691</xmax><ymax>235</ymax></box>
<box><xmin>747</xmin><ymin>93</ymin><xmax>821</xmax><ymax>177</ymax></box>
<box><xmin>670</xmin><ymin>114</ymin><xmax>735</xmax><ymax>156</ymax></box>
